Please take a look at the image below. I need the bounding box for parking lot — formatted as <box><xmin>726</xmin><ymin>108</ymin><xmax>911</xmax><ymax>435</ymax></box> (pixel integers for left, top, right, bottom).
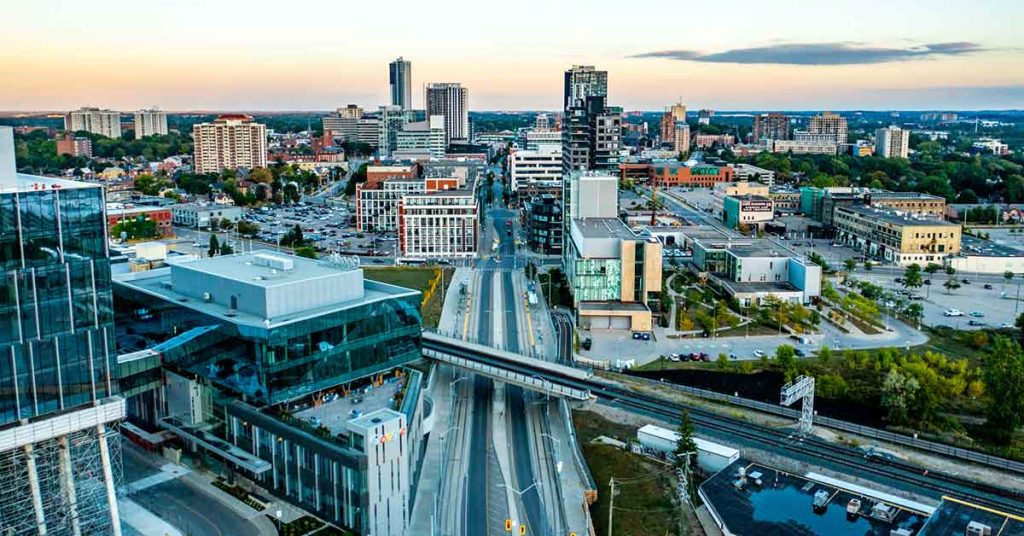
<box><xmin>244</xmin><ymin>204</ymin><xmax>398</xmax><ymax>257</ymax></box>
<box><xmin>847</xmin><ymin>271</ymin><xmax>1021</xmax><ymax>330</ymax></box>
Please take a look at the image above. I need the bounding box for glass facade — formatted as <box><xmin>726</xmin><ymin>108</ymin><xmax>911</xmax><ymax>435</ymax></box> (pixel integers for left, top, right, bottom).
<box><xmin>0</xmin><ymin>186</ymin><xmax>116</xmax><ymax>427</ymax></box>
<box><xmin>115</xmin><ymin>283</ymin><xmax>422</xmax><ymax>405</ymax></box>
<box><xmin>571</xmin><ymin>258</ymin><xmax>622</xmax><ymax>302</ymax></box>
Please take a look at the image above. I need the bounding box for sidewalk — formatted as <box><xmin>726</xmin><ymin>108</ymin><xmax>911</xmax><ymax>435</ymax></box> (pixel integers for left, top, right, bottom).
<box><xmin>409</xmin><ymin>364</ymin><xmax>457</xmax><ymax>534</ymax></box>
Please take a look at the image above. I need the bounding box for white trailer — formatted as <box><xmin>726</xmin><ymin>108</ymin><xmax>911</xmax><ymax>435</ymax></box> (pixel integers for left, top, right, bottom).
<box><xmin>637</xmin><ymin>424</ymin><xmax>740</xmax><ymax>475</ymax></box>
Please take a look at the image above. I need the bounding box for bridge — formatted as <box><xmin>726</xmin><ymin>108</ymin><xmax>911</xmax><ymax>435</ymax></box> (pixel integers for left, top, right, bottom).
<box><xmin>420</xmin><ymin>331</ymin><xmax>595</xmax><ymax>401</ymax></box>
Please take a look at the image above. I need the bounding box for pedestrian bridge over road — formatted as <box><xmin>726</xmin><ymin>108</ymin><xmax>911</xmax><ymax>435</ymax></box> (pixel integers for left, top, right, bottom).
<box><xmin>421</xmin><ymin>332</ymin><xmax>595</xmax><ymax>401</ymax></box>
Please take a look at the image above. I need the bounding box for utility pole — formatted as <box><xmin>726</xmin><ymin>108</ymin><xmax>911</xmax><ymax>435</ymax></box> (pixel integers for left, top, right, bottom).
<box><xmin>608</xmin><ymin>477</ymin><xmax>616</xmax><ymax>536</ymax></box>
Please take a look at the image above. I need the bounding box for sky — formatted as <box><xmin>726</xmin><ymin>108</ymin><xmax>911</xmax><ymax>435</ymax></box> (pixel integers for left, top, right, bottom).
<box><xmin>2</xmin><ymin>0</ymin><xmax>1023</xmax><ymax>112</ymax></box>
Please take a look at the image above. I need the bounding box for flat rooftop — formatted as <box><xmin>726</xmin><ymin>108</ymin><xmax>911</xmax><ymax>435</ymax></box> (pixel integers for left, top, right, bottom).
<box><xmin>175</xmin><ymin>250</ymin><xmax>357</xmax><ymax>288</ymax></box>
<box><xmin>579</xmin><ymin>301</ymin><xmax>649</xmax><ymax>312</ymax></box>
<box><xmin>574</xmin><ymin>218</ymin><xmax>636</xmax><ymax>240</ymax></box>
<box><xmin>2</xmin><ymin>173</ymin><xmax>101</xmax><ymax>194</ymax></box>
<box><xmin>838</xmin><ymin>205</ymin><xmax>956</xmax><ymax>226</ymax></box>
<box><xmin>293</xmin><ymin>374</ymin><xmax>408</xmax><ymax>437</ymax></box>
<box><xmin>721</xmin><ymin>280</ymin><xmax>802</xmax><ymax>293</ymax></box>
<box><xmin>960</xmin><ymin>235</ymin><xmax>1024</xmax><ymax>258</ymax></box>
<box><xmin>701</xmin><ymin>460</ymin><xmax>929</xmax><ymax>536</ymax></box>
<box><xmin>919</xmin><ymin>496</ymin><xmax>1024</xmax><ymax>535</ymax></box>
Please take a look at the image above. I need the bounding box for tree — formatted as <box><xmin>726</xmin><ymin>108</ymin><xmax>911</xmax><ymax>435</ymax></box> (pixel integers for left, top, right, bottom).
<box><xmin>775</xmin><ymin>344</ymin><xmax>798</xmax><ymax>382</ymax></box>
<box><xmin>982</xmin><ymin>337</ymin><xmax>1024</xmax><ymax>444</ymax></box>
<box><xmin>864</xmin><ymin>260</ymin><xmax>873</xmax><ymax>271</ymax></box>
<box><xmin>1005</xmin><ymin>271</ymin><xmax>1014</xmax><ymax>291</ymax></box>
<box><xmin>219</xmin><ymin>241</ymin><xmax>234</xmax><ymax>255</ymax></box>
<box><xmin>294</xmin><ymin>246</ymin><xmax>318</xmax><ymax>259</ymax></box>
<box><xmin>674</xmin><ymin>410</ymin><xmax>698</xmax><ymax>500</ymax></box>
<box><xmin>843</xmin><ymin>259</ymin><xmax>856</xmax><ymax>273</ymax></box>
<box><xmin>236</xmin><ymin>220</ymin><xmax>260</xmax><ymax>237</ymax></box>
<box><xmin>905</xmin><ymin>303</ymin><xmax>924</xmax><ymax>327</ymax></box>
<box><xmin>902</xmin><ymin>263</ymin><xmax>923</xmax><ymax>293</ymax></box>
<box><xmin>880</xmin><ymin>368</ymin><xmax>919</xmax><ymax>425</ymax></box>
<box><xmin>943</xmin><ymin>279</ymin><xmax>961</xmax><ymax>294</ymax></box>
<box><xmin>281</xmin><ymin>224</ymin><xmax>305</xmax><ymax>247</ymax></box>
<box><xmin>208</xmin><ymin>234</ymin><xmax>220</xmax><ymax>257</ymax></box>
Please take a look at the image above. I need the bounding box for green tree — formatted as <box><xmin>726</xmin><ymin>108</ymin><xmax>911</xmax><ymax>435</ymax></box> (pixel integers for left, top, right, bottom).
<box><xmin>775</xmin><ymin>344</ymin><xmax>798</xmax><ymax>382</ymax></box>
<box><xmin>281</xmin><ymin>224</ymin><xmax>305</xmax><ymax>247</ymax></box>
<box><xmin>219</xmin><ymin>241</ymin><xmax>234</xmax><ymax>255</ymax></box>
<box><xmin>982</xmin><ymin>337</ymin><xmax>1024</xmax><ymax>444</ymax></box>
<box><xmin>294</xmin><ymin>246</ymin><xmax>318</xmax><ymax>259</ymax></box>
<box><xmin>863</xmin><ymin>260</ymin><xmax>873</xmax><ymax>271</ymax></box>
<box><xmin>1005</xmin><ymin>271</ymin><xmax>1014</xmax><ymax>291</ymax></box>
<box><xmin>674</xmin><ymin>410</ymin><xmax>698</xmax><ymax>500</ymax></box>
<box><xmin>902</xmin><ymin>263</ymin><xmax>923</xmax><ymax>294</ymax></box>
<box><xmin>843</xmin><ymin>259</ymin><xmax>856</xmax><ymax>273</ymax></box>
<box><xmin>881</xmin><ymin>368</ymin><xmax>919</xmax><ymax>425</ymax></box>
<box><xmin>208</xmin><ymin>234</ymin><xmax>220</xmax><ymax>257</ymax></box>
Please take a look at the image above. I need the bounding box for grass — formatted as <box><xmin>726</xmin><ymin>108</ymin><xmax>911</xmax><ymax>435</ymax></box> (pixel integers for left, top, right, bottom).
<box><xmin>211</xmin><ymin>479</ymin><xmax>264</xmax><ymax>511</ymax></box>
<box><xmin>363</xmin><ymin>266</ymin><xmax>454</xmax><ymax>329</ymax></box>
<box><xmin>267</xmin><ymin>514</ymin><xmax>356</xmax><ymax>536</ymax></box>
<box><xmin>573</xmin><ymin>411</ymin><xmax>685</xmax><ymax>536</ymax></box>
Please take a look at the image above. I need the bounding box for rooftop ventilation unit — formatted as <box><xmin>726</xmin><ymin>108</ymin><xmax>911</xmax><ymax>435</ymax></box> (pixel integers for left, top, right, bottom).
<box><xmin>252</xmin><ymin>254</ymin><xmax>293</xmax><ymax>271</ymax></box>
<box><xmin>966</xmin><ymin>521</ymin><xmax>992</xmax><ymax>536</ymax></box>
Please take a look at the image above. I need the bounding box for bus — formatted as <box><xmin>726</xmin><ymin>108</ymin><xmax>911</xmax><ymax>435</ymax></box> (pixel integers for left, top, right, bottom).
<box><xmin>396</xmin><ymin>257</ymin><xmax>428</xmax><ymax>266</ymax></box>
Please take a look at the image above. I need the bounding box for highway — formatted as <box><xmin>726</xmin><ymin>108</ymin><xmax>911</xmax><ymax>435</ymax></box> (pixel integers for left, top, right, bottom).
<box><xmin>424</xmin><ymin>337</ymin><xmax>1024</xmax><ymax>516</ymax></box>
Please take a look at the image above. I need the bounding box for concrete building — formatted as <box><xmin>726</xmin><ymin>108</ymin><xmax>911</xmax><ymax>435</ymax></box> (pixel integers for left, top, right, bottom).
<box><xmin>322</xmin><ymin>106</ymin><xmax>379</xmax><ymax>146</ymax></box>
<box><xmin>691</xmin><ymin>236</ymin><xmax>821</xmax><ymax>305</ymax></box>
<box><xmin>107</xmin><ymin>203</ymin><xmax>174</xmax><ymax>237</ymax></box>
<box><xmin>425</xmin><ymin>83</ymin><xmax>469</xmax><ymax>143</ymax></box>
<box><xmin>711</xmin><ymin>180</ymin><xmax>771</xmax><ymax>217</ymax></box>
<box><xmin>972</xmin><ymin>138</ymin><xmax>1011</xmax><ymax>156</ymax></box>
<box><xmin>366</xmin><ymin>163</ymin><xmax>419</xmax><ymax>188</ymax></box>
<box><xmin>730</xmin><ymin>163</ymin><xmax>776</xmax><ymax>187</ymax></box>
<box><xmin>833</xmin><ymin>205</ymin><xmax>961</xmax><ymax>265</ymax></box>
<box><xmin>398</xmin><ymin>182</ymin><xmax>478</xmax><ymax>259</ymax></box>
<box><xmin>697</xmin><ymin>109</ymin><xmax>714</xmax><ymax>125</ymax></box>
<box><xmin>356</xmin><ymin>176</ymin><xmax>458</xmax><ymax>232</ymax></box>
<box><xmin>772</xmin><ymin>131</ymin><xmax>838</xmax><ymax>155</ymax></box>
<box><xmin>509</xmin><ymin>146</ymin><xmax>562</xmax><ymax>192</ymax></box>
<box><xmin>644</xmin><ymin>162</ymin><xmax>735</xmax><ymax>188</ymax></box>
<box><xmin>377</xmin><ymin>105</ymin><xmax>412</xmax><ymax>158</ymax></box>
<box><xmin>723</xmin><ymin>195</ymin><xmax>775</xmax><ymax>230</ymax></box>
<box><xmin>694</xmin><ymin>134</ymin><xmax>734</xmax><ymax>149</ymax></box>
<box><xmin>561</xmin><ymin>170</ymin><xmax>662</xmax><ymax>330</ymax></box>
<box><xmin>875</xmin><ymin>126</ymin><xmax>910</xmax><ymax>159</ymax></box>
<box><xmin>808</xmin><ymin>111</ymin><xmax>848</xmax><ymax>145</ymax></box>
<box><xmin>133</xmin><ymin>109</ymin><xmax>168</xmax><ymax>137</ymax></box>
<box><xmin>389</xmin><ymin>57</ymin><xmax>412</xmax><ymax>110</ymax></box>
<box><xmin>171</xmin><ymin>203</ymin><xmax>243</xmax><ymax>228</ymax></box>
<box><xmin>113</xmin><ymin>251</ymin><xmax>426</xmax><ymax>536</ymax></box>
<box><xmin>55</xmin><ymin>132</ymin><xmax>93</xmax><ymax>157</ymax></box>
<box><xmin>659</xmin><ymin>101</ymin><xmax>686</xmax><ymax>144</ymax></box>
<box><xmin>752</xmin><ymin>112</ymin><xmax>791</xmax><ymax>142</ymax></box>
<box><xmin>673</xmin><ymin>122</ymin><xmax>691</xmax><ymax>154</ymax></box>
<box><xmin>66</xmin><ymin>107</ymin><xmax>121</xmax><ymax>138</ymax></box>
<box><xmin>524</xmin><ymin>129</ymin><xmax>562</xmax><ymax>151</ymax></box>
<box><xmin>562</xmin><ymin>65</ymin><xmax>621</xmax><ymax>173</ymax></box>
<box><xmin>192</xmin><ymin>115</ymin><xmax>268</xmax><ymax>173</ymax></box>
<box><xmin>0</xmin><ymin>127</ymin><xmax>125</xmax><ymax>535</ymax></box>
<box><xmin>801</xmin><ymin>187</ymin><xmax>947</xmax><ymax>225</ymax></box>
<box><xmin>395</xmin><ymin>115</ymin><xmax>446</xmax><ymax>158</ymax></box>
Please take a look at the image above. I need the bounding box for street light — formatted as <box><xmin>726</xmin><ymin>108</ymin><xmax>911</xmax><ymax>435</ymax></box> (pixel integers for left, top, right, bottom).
<box><xmin>540</xmin><ymin>433</ymin><xmax>562</xmax><ymax>472</ymax></box>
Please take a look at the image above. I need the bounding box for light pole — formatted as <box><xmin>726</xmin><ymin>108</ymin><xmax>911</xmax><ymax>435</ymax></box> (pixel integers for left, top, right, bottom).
<box><xmin>498</xmin><ymin>482</ymin><xmax>545</xmax><ymax>536</ymax></box>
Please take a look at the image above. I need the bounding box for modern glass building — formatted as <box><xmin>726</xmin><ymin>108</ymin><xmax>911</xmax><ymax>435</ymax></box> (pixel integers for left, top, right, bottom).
<box><xmin>0</xmin><ymin>126</ymin><xmax>124</xmax><ymax>535</ymax></box>
<box><xmin>114</xmin><ymin>250</ymin><xmax>426</xmax><ymax>535</ymax></box>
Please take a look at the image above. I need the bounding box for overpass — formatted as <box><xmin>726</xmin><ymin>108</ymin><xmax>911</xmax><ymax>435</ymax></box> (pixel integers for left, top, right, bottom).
<box><xmin>421</xmin><ymin>331</ymin><xmax>595</xmax><ymax>401</ymax></box>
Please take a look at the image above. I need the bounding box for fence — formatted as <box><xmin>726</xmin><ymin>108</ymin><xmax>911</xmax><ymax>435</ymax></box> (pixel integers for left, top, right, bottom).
<box><xmin>630</xmin><ymin>375</ymin><xmax>1024</xmax><ymax>475</ymax></box>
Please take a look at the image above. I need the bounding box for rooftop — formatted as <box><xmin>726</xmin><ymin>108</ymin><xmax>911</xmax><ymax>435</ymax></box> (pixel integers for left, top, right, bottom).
<box><xmin>701</xmin><ymin>460</ymin><xmax>929</xmax><ymax>536</ymax></box>
<box><xmin>837</xmin><ymin>204</ymin><xmax>956</xmax><ymax>227</ymax></box>
<box><xmin>175</xmin><ymin>251</ymin><xmax>357</xmax><ymax>288</ymax></box>
<box><xmin>579</xmin><ymin>301</ymin><xmax>649</xmax><ymax>312</ymax></box>
<box><xmin>573</xmin><ymin>218</ymin><xmax>637</xmax><ymax>240</ymax></box>
<box><xmin>959</xmin><ymin>235</ymin><xmax>1024</xmax><ymax>258</ymax></box>
<box><xmin>2</xmin><ymin>173</ymin><xmax>102</xmax><ymax>195</ymax></box>
<box><xmin>919</xmin><ymin>497</ymin><xmax>1024</xmax><ymax>536</ymax></box>
<box><xmin>293</xmin><ymin>373</ymin><xmax>408</xmax><ymax>437</ymax></box>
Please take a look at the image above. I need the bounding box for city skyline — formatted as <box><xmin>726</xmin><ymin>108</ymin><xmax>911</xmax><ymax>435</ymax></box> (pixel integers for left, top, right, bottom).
<box><xmin>2</xmin><ymin>0</ymin><xmax>1023</xmax><ymax>111</ymax></box>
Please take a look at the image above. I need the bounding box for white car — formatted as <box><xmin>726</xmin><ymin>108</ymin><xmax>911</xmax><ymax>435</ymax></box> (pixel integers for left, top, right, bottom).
<box><xmin>753</xmin><ymin>349</ymin><xmax>766</xmax><ymax>358</ymax></box>
<box><xmin>943</xmin><ymin>309</ymin><xmax>964</xmax><ymax>317</ymax></box>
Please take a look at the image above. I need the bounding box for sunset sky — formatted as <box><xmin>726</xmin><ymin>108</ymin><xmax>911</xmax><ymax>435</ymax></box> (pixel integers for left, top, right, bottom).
<box><xmin>2</xmin><ymin>0</ymin><xmax>1023</xmax><ymax>111</ymax></box>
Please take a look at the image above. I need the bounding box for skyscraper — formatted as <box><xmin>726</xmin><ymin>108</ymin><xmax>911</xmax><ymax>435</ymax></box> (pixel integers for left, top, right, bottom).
<box><xmin>389</xmin><ymin>57</ymin><xmax>412</xmax><ymax>110</ymax></box>
<box><xmin>809</xmin><ymin>111</ymin><xmax>848</xmax><ymax>145</ymax></box>
<box><xmin>753</xmin><ymin>112</ymin><xmax>791</xmax><ymax>142</ymax></box>
<box><xmin>875</xmin><ymin>126</ymin><xmax>910</xmax><ymax>159</ymax></box>
<box><xmin>378</xmin><ymin>105</ymin><xmax>412</xmax><ymax>158</ymax></box>
<box><xmin>425</xmin><ymin>82</ymin><xmax>469</xmax><ymax>144</ymax></box>
<box><xmin>133</xmin><ymin>108</ymin><xmax>168</xmax><ymax>137</ymax></box>
<box><xmin>0</xmin><ymin>126</ymin><xmax>124</xmax><ymax>535</ymax></box>
<box><xmin>659</xmin><ymin>101</ymin><xmax>687</xmax><ymax>143</ymax></box>
<box><xmin>66</xmin><ymin>107</ymin><xmax>122</xmax><ymax>138</ymax></box>
<box><xmin>561</xmin><ymin>65</ymin><xmax>620</xmax><ymax>174</ymax></box>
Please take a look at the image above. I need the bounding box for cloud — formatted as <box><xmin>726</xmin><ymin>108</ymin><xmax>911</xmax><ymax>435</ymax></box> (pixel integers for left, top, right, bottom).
<box><xmin>629</xmin><ymin>42</ymin><xmax>986</xmax><ymax>65</ymax></box>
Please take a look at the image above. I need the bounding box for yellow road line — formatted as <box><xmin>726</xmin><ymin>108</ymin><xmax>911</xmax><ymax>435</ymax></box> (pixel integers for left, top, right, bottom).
<box><xmin>524</xmin><ymin>294</ymin><xmax>535</xmax><ymax>347</ymax></box>
<box><xmin>462</xmin><ymin>284</ymin><xmax>472</xmax><ymax>341</ymax></box>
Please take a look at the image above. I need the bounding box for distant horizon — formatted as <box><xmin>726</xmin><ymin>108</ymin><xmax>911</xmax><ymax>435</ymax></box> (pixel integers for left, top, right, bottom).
<box><xmin>1</xmin><ymin>107</ymin><xmax>1022</xmax><ymax>116</ymax></box>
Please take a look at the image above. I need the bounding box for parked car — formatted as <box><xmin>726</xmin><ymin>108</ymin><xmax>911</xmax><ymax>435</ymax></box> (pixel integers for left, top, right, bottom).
<box><xmin>895</xmin><ymin>278</ymin><xmax>904</xmax><ymax>284</ymax></box>
<box><xmin>795</xmin><ymin>349</ymin><xmax>806</xmax><ymax>357</ymax></box>
<box><xmin>668</xmin><ymin>353</ymin><xmax>681</xmax><ymax>362</ymax></box>
<box><xmin>962</xmin><ymin>278</ymin><xmax>971</xmax><ymax>284</ymax></box>
<box><xmin>753</xmin><ymin>349</ymin><xmax>766</xmax><ymax>358</ymax></box>
<box><xmin>969</xmin><ymin>311</ymin><xmax>985</xmax><ymax>318</ymax></box>
<box><xmin>689</xmin><ymin>352</ymin><xmax>700</xmax><ymax>361</ymax></box>
<box><xmin>641</xmin><ymin>332</ymin><xmax>651</xmax><ymax>341</ymax></box>
<box><xmin>582</xmin><ymin>338</ymin><xmax>592</xmax><ymax>350</ymax></box>
<box><xmin>984</xmin><ymin>283</ymin><xmax>994</xmax><ymax>290</ymax></box>
<box><xmin>944</xmin><ymin>309</ymin><xmax>964</xmax><ymax>317</ymax></box>
<box><xmin>632</xmin><ymin>332</ymin><xmax>641</xmax><ymax>340</ymax></box>
<box><xmin>968</xmin><ymin>320</ymin><xmax>987</xmax><ymax>327</ymax></box>
<box><xmin>999</xmin><ymin>322</ymin><xmax>1015</xmax><ymax>329</ymax></box>
<box><xmin>924</xmin><ymin>279</ymin><xmax>932</xmax><ymax>285</ymax></box>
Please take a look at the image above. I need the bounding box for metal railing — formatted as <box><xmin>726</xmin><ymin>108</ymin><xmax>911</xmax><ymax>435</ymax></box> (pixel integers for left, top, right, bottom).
<box><xmin>424</xmin><ymin>349</ymin><xmax>592</xmax><ymax>401</ymax></box>
<box><xmin>633</xmin><ymin>375</ymin><xmax>1024</xmax><ymax>475</ymax></box>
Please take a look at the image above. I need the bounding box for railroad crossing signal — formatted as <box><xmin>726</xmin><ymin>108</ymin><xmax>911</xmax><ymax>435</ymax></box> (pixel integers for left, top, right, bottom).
<box><xmin>505</xmin><ymin>519</ymin><xmax>512</xmax><ymax>532</ymax></box>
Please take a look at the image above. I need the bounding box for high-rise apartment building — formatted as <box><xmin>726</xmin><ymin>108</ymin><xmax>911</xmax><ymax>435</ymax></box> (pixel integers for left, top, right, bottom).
<box><xmin>875</xmin><ymin>126</ymin><xmax>910</xmax><ymax>159</ymax></box>
<box><xmin>561</xmin><ymin>65</ymin><xmax>621</xmax><ymax>174</ymax></box>
<box><xmin>133</xmin><ymin>109</ymin><xmax>168</xmax><ymax>137</ymax></box>
<box><xmin>0</xmin><ymin>126</ymin><xmax>125</xmax><ymax>535</ymax></box>
<box><xmin>66</xmin><ymin>107</ymin><xmax>122</xmax><ymax>138</ymax></box>
<box><xmin>673</xmin><ymin>122</ymin><xmax>690</xmax><ymax>154</ymax></box>
<box><xmin>753</xmin><ymin>113</ymin><xmax>791</xmax><ymax>142</ymax></box>
<box><xmin>809</xmin><ymin>111</ymin><xmax>848</xmax><ymax>145</ymax></box>
<box><xmin>659</xmin><ymin>101</ymin><xmax>687</xmax><ymax>143</ymax></box>
<box><xmin>192</xmin><ymin>115</ymin><xmax>268</xmax><ymax>173</ymax></box>
<box><xmin>425</xmin><ymin>83</ymin><xmax>469</xmax><ymax>144</ymax></box>
<box><xmin>389</xmin><ymin>57</ymin><xmax>413</xmax><ymax>110</ymax></box>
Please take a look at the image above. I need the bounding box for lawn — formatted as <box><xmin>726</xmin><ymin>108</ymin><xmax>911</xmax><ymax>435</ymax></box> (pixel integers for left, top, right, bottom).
<box><xmin>573</xmin><ymin>411</ymin><xmax>685</xmax><ymax>536</ymax></box>
<box><xmin>363</xmin><ymin>266</ymin><xmax>454</xmax><ymax>329</ymax></box>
